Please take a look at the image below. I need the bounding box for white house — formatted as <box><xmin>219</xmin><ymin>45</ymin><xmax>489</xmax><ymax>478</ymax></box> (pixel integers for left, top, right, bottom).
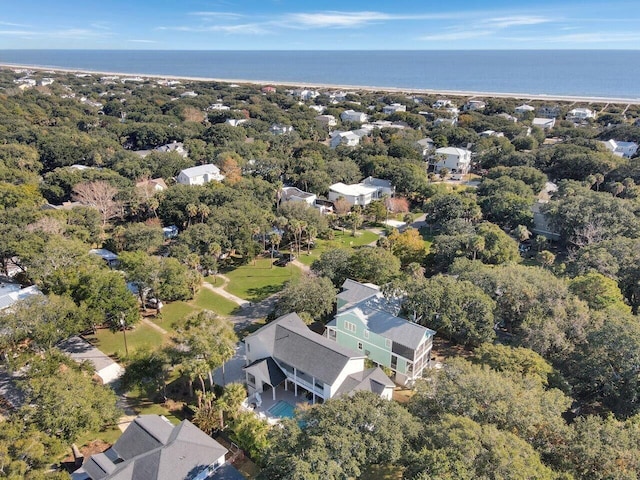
<box><xmin>89</xmin><ymin>249</ymin><xmax>120</xmax><ymax>269</ymax></box>
<box><xmin>328</xmin><ymin>177</ymin><xmax>394</xmax><ymax>207</ymax></box>
<box><xmin>416</xmin><ymin>138</ymin><xmax>435</xmax><ymax>157</ymax></box>
<box><xmin>244</xmin><ymin>313</ymin><xmax>394</xmax><ymax>404</ymax></box>
<box><xmin>383</xmin><ymin>103</ymin><xmax>407</xmax><ymax>114</ymax></box>
<box><xmin>602</xmin><ymin>139</ymin><xmax>639</xmax><ymax>158</ymax></box>
<box><xmin>279</xmin><ymin>186</ymin><xmax>317</xmax><ymax>206</ymax></box>
<box><xmin>177</xmin><ymin>164</ymin><xmax>225</xmax><ymax>186</ymax></box>
<box><xmin>567</xmin><ymin>108</ymin><xmax>596</xmax><ymax>120</ymax></box>
<box><xmin>434</xmin><ymin>117</ymin><xmax>458</xmax><ymax>127</ymax></box>
<box><xmin>433</xmin><ymin>99</ymin><xmax>452</xmax><ymax>108</ymax></box>
<box><xmin>463</xmin><ymin>100</ymin><xmax>486</xmax><ymax>111</ymax></box>
<box><xmin>140</xmin><ymin>141</ymin><xmax>188</xmax><ymax>158</ymax></box>
<box><xmin>225</xmin><ymin>118</ymin><xmax>247</xmax><ymax>127</ymax></box>
<box><xmin>497</xmin><ymin>113</ymin><xmax>518</xmax><ymax>123</ymax></box>
<box><xmin>57</xmin><ymin>336</ymin><xmax>124</xmax><ymax>385</ymax></box>
<box><xmin>515</xmin><ymin>104</ymin><xmax>535</xmax><ymax>115</ymax></box>
<box><xmin>207</xmin><ymin>103</ymin><xmax>230</xmax><ymax>111</ymax></box>
<box><xmin>269</xmin><ymin>124</ymin><xmax>294</xmax><ymax>135</ymax></box>
<box><xmin>0</xmin><ymin>283</ymin><xmax>42</xmax><ymax>311</ymax></box>
<box><xmin>330</xmin><ymin>131</ymin><xmax>361</xmax><ymax>149</ymax></box>
<box><xmin>433</xmin><ymin>147</ymin><xmax>472</xmax><ymax>175</ymax></box>
<box><xmin>341</xmin><ymin>109</ymin><xmax>368</xmax><ymax>123</ymax></box>
<box><xmin>135</xmin><ymin>177</ymin><xmax>167</xmax><ymax>195</ymax></box>
<box><xmin>533</xmin><ymin>117</ymin><xmax>556</xmax><ymax>130</ymax></box>
<box><xmin>315</xmin><ymin>114</ymin><xmax>337</xmax><ymax>127</ymax></box>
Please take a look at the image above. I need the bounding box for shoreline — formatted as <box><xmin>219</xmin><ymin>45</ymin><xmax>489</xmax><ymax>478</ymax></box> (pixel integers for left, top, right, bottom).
<box><xmin>3</xmin><ymin>62</ymin><xmax>640</xmax><ymax>105</ymax></box>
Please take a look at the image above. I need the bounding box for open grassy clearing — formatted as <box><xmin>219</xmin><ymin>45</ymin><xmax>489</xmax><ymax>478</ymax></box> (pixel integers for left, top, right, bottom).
<box><xmin>296</xmin><ymin>230</ymin><xmax>380</xmax><ymax>266</ymax></box>
<box><xmin>224</xmin><ymin>258</ymin><xmax>301</xmax><ymax>301</ymax></box>
<box><xmin>87</xmin><ymin>323</ymin><xmax>165</xmax><ymax>360</ymax></box>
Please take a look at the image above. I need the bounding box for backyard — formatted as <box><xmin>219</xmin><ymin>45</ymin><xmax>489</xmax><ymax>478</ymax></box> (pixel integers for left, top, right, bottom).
<box><xmin>296</xmin><ymin>229</ymin><xmax>380</xmax><ymax>266</ymax></box>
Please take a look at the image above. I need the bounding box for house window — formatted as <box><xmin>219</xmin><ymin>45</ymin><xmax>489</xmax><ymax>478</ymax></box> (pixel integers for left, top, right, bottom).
<box><xmin>246</xmin><ymin>343</ymin><xmax>250</xmax><ymax>353</ymax></box>
<box><xmin>385</xmin><ymin>338</ymin><xmax>392</xmax><ymax>349</ymax></box>
<box><xmin>247</xmin><ymin>373</ymin><xmax>256</xmax><ymax>387</ymax></box>
<box><xmin>391</xmin><ymin>355</ymin><xmax>398</xmax><ymax>370</ymax></box>
<box><xmin>344</xmin><ymin>321</ymin><xmax>356</xmax><ymax>333</ymax></box>
<box><xmin>357</xmin><ymin>342</ymin><xmax>363</xmax><ymax>350</ymax></box>
<box><xmin>363</xmin><ymin>329</ymin><xmax>369</xmax><ymax>339</ymax></box>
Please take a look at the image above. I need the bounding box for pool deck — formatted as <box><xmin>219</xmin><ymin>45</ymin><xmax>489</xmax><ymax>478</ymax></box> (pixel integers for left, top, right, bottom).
<box><xmin>243</xmin><ymin>385</ymin><xmax>313</xmax><ymax>424</ymax></box>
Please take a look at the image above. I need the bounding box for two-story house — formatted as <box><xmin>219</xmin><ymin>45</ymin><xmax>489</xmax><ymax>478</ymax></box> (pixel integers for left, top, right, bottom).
<box><xmin>244</xmin><ymin>313</ymin><xmax>394</xmax><ymax>404</ymax></box>
<box><xmin>326</xmin><ymin>280</ymin><xmax>436</xmax><ymax>386</ymax></box>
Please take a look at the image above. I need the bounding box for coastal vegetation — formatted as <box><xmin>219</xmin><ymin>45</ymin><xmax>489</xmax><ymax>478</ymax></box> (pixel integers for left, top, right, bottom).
<box><xmin>1</xmin><ymin>66</ymin><xmax>640</xmax><ymax>478</ymax></box>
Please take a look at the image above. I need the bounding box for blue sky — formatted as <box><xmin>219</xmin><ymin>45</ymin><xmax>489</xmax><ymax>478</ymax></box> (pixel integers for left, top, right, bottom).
<box><xmin>2</xmin><ymin>1</ymin><xmax>640</xmax><ymax>50</ymax></box>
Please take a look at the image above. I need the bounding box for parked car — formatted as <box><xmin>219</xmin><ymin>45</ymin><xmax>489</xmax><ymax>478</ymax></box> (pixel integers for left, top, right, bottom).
<box><xmin>274</xmin><ymin>256</ymin><xmax>294</xmax><ymax>267</ymax></box>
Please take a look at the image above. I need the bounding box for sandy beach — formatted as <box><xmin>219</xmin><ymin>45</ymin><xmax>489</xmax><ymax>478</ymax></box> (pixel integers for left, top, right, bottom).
<box><xmin>3</xmin><ymin>62</ymin><xmax>640</xmax><ymax>105</ymax></box>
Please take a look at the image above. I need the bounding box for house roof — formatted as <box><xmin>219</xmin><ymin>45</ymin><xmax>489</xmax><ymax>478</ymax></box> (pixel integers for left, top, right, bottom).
<box><xmin>281</xmin><ymin>186</ymin><xmax>315</xmax><ymax>200</ymax></box>
<box><xmin>179</xmin><ymin>164</ymin><xmax>222</xmax><ymax>179</ymax></box>
<box><xmin>435</xmin><ymin>147</ymin><xmax>471</xmax><ymax>157</ymax></box>
<box><xmin>57</xmin><ymin>336</ymin><xmax>123</xmax><ymax>383</ymax></box>
<box><xmin>334</xmin><ymin>367</ymin><xmax>395</xmax><ymax>397</ymax></box>
<box><xmin>337</xmin><ymin>279</ymin><xmax>380</xmax><ymax>309</ymax></box>
<box><xmin>329</xmin><ymin>182</ymin><xmax>378</xmax><ymax>197</ymax></box>
<box><xmin>246</xmin><ymin>313</ymin><xmax>364</xmax><ymax>386</ymax></box>
<box><xmin>89</xmin><ymin>249</ymin><xmax>119</xmax><ymax>262</ymax></box>
<box><xmin>244</xmin><ymin>357</ymin><xmax>286</xmax><ymax>387</ymax></box>
<box><xmin>80</xmin><ymin>416</ymin><xmax>228</xmax><ymax>480</ymax></box>
<box><xmin>0</xmin><ymin>284</ymin><xmax>42</xmax><ymax>311</ymax></box>
<box><xmin>342</xmin><ymin>303</ymin><xmax>434</xmax><ymax>350</ymax></box>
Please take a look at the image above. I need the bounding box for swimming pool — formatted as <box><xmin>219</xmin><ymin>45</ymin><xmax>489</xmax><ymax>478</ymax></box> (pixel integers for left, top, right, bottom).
<box><xmin>267</xmin><ymin>400</ymin><xmax>295</xmax><ymax>419</ymax></box>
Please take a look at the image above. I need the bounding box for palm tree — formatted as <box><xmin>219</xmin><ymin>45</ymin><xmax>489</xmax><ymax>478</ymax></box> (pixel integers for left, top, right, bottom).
<box><xmin>306</xmin><ymin>226</ymin><xmax>317</xmax><ymax>254</ymax></box>
<box><xmin>468</xmin><ymin>235</ymin><xmax>485</xmax><ymax>260</ymax></box>
<box><xmin>186</xmin><ymin>203</ymin><xmax>198</xmax><ymax>227</ymax></box>
<box><xmin>198</xmin><ymin>203</ymin><xmax>210</xmax><ymax>223</ymax></box>
<box><xmin>594</xmin><ymin>173</ymin><xmax>605</xmax><ymax>191</ymax></box>
<box><xmin>350</xmin><ymin>212</ymin><xmax>363</xmax><ymax>236</ymax></box>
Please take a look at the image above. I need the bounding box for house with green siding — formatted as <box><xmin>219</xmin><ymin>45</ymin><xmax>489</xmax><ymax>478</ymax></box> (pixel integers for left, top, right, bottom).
<box><xmin>326</xmin><ymin>279</ymin><xmax>436</xmax><ymax>385</ymax></box>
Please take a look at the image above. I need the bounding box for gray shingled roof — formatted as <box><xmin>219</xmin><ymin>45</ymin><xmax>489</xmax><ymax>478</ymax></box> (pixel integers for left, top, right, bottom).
<box><xmin>273</xmin><ymin>324</ymin><xmax>363</xmax><ymax>385</ymax></box>
<box><xmin>246</xmin><ymin>313</ymin><xmax>364</xmax><ymax>386</ymax></box>
<box><xmin>337</xmin><ymin>279</ymin><xmax>379</xmax><ymax>309</ymax></box>
<box><xmin>80</xmin><ymin>416</ymin><xmax>229</xmax><ymax>480</ymax></box>
<box><xmin>343</xmin><ymin>305</ymin><xmax>434</xmax><ymax>350</ymax></box>
<box><xmin>244</xmin><ymin>357</ymin><xmax>286</xmax><ymax>387</ymax></box>
<box><xmin>334</xmin><ymin>367</ymin><xmax>395</xmax><ymax>397</ymax></box>
<box><xmin>57</xmin><ymin>336</ymin><xmax>121</xmax><ymax>377</ymax></box>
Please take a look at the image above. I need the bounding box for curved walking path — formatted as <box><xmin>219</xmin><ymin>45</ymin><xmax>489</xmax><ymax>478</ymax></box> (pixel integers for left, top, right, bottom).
<box><xmin>201</xmin><ymin>274</ymin><xmax>250</xmax><ymax>307</ymax></box>
<box><xmin>141</xmin><ymin>317</ymin><xmax>168</xmax><ymax>334</ymax></box>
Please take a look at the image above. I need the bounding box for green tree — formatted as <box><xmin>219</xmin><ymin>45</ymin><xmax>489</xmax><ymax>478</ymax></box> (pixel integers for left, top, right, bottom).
<box><xmin>569</xmin><ymin>271</ymin><xmax>630</xmax><ymax>312</ymax></box>
<box><xmin>402</xmin><ymin>275</ymin><xmax>496</xmax><ymax>346</ymax></box>
<box><xmin>472</xmin><ymin>343</ymin><xmax>555</xmax><ymax>387</ymax></box>
<box><xmin>411</xmin><ymin>358</ymin><xmax>571</xmax><ymax>457</ymax></box>
<box><xmin>20</xmin><ymin>353</ymin><xmax>121</xmax><ymax>442</ymax></box>
<box><xmin>348</xmin><ymin>247</ymin><xmax>401</xmax><ymax>284</ymax></box>
<box><xmin>311</xmin><ymin>248</ymin><xmax>353</xmax><ymax>287</ymax></box>
<box><xmin>405</xmin><ymin>414</ymin><xmax>557</xmax><ymax>480</ymax></box>
<box><xmin>173</xmin><ymin>311</ymin><xmax>238</xmax><ymax>393</ymax></box>
<box><xmin>274</xmin><ymin>274</ymin><xmax>337</xmax><ymax>323</ymax></box>
<box><xmin>260</xmin><ymin>391</ymin><xmax>420</xmax><ymax>480</ymax></box>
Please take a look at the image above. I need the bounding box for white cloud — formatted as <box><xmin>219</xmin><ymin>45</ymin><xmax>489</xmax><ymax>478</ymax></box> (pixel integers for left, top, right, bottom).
<box><xmin>282</xmin><ymin>11</ymin><xmax>459</xmax><ymax>29</ymax></box>
<box><xmin>0</xmin><ymin>21</ymin><xmax>30</xmax><ymax>27</ymax></box>
<box><xmin>157</xmin><ymin>23</ymin><xmax>269</xmax><ymax>35</ymax></box>
<box><xmin>484</xmin><ymin>15</ymin><xmax>551</xmax><ymax>28</ymax></box>
<box><xmin>129</xmin><ymin>39</ymin><xmax>158</xmax><ymax>44</ymax></box>
<box><xmin>189</xmin><ymin>11</ymin><xmax>243</xmax><ymax>19</ymax></box>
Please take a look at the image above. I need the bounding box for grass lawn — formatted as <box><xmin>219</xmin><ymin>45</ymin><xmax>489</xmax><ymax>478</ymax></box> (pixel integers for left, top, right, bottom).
<box><xmin>224</xmin><ymin>258</ymin><xmax>301</xmax><ymax>301</ymax></box>
<box><xmin>87</xmin><ymin>323</ymin><xmax>166</xmax><ymax>360</ymax></box>
<box><xmin>192</xmin><ymin>287</ymin><xmax>240</xmax><ymax>316</ymax></box>
<box><xmin>154</xmin><ymin>301</ymin><xmax>196</xmax><ymax>332</ymax></box>
<box><xmin>296</xmin><ymin>230</ymin><xmax>380</xmax><ymax>266</ymax></box>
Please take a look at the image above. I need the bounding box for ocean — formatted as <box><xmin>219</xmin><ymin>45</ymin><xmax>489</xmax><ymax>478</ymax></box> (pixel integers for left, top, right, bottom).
<box><xmin>1</xmin><ymin>50</ymin><xmax>639</xmax><ymax>99</ymax></box>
